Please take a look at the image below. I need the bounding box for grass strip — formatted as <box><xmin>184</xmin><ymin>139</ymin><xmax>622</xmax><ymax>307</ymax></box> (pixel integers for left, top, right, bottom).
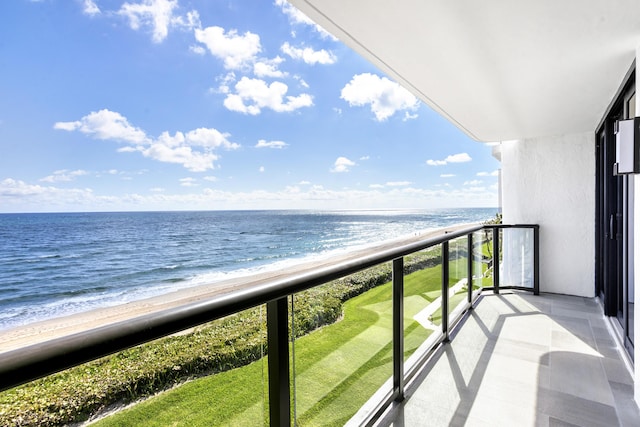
<box><xmin>93</xmin><ymin>253</ymin><xmax>476</xmax><ymax>426</ymax></box>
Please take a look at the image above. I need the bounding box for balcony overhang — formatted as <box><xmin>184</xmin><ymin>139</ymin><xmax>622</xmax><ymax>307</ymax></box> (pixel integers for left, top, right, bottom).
<box><xmin>289</xmin><ymin>0</ymin><xmax>640</xmax><ymax>141</ymax></box>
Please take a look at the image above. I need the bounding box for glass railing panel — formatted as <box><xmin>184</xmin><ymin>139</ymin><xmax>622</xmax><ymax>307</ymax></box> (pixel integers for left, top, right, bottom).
<box><xmin>0</xmin><ymin>306</ymin><xmax>269</xmax><ymax>426</ymax></box>
<box><xmin>0</xmin><ymin>224</ymin><xmax>540</xmax><ymax>427</ymax></box>
<box><xmin>447</xmin><ymin>236</ymin><xmax>470</xmax><ymax>319</ymax></box>
<box><xmin>479</xmin><ymin>228</ymin><xmax>501</xmax><ymax>288</ymax></box>
<box><xmin>402</xmin><ymin>246</ymin><xmax>443</xmax><ymax>364</ymax></box>
<box><xmin>500</xmin><ymin>227</ymin><xmax>535</xmax><ymax>289</ymax></box>
<box><xmin>472</xmin><ymin>229</ymin><xmax>493</xmax><ymax>291</ymax></box>
<box><xmin>291</xmin><ymin>264</ymin><xmax>393</xmax><ymax>426</ymax></box>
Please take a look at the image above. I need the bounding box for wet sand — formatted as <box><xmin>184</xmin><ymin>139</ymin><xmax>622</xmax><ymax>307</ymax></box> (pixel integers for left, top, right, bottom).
<box><xmin>0</xmin><ymin>224</ymin><xmax>476</xmax><ymax>353</ymax></box>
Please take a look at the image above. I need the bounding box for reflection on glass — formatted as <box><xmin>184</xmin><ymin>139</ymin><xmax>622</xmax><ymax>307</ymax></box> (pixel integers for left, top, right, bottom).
<box><xmin>403</xmin><ymin>247</ymin><xmax>442</xmax><ymax>363</ymax></box>
<box><xmin>447</xmin><ymin>236</ymin><xmax>470</xmax><ymax>316</ymax></box>
<box><xmin>0</xmin><ymin>306</ymin><xmax>269</xmax><ymax>426</ymax></box>
<box><xmin>500</xmin><ymin>228</ymin><xmax>534</xmax><ymax>288</ymax></box>
<box><xmin>627</xmin><ymin>92</ymin><xmax>636</xmax><ymax>119</ymax></box>
<box><xmin>472</xmin><ymin>229</ymin><xmax>493</xmax><ymax>290</ymax></box>
<box><xmin>292</xmin><ymin>264</ymin><xmax>393</xmax><ymax>425</ymax></box>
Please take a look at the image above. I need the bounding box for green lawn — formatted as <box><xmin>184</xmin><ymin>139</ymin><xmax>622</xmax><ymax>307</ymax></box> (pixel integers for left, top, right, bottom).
<box><xmin>93</xmin><ymin>255</ymin><xmax>477</xmax><ymax>426</ymax></box>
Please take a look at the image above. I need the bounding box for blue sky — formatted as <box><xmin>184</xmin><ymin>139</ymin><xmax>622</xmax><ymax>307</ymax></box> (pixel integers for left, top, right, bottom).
<box><xmin>0</xmin><ymin>0</ymin><xmax>499</xmax><ymax>213</ymax></box>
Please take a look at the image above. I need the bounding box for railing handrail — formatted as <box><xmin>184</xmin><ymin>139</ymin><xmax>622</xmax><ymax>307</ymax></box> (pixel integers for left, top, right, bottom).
<box><xmin>0</xmin><ymin>223</ymin><xmax>538</xmax><ymax>397</ymax></box>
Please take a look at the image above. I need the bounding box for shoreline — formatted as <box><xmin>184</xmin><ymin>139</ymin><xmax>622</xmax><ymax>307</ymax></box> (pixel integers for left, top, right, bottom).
<box><xmin>0</xmin><ymin>223</ymin><xmax>476</xmax><ymax>353</ymax></box>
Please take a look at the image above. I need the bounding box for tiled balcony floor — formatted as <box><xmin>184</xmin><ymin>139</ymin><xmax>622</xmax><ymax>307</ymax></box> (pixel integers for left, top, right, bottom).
<box><xmin>377</xmin><ymin>291</ymin><xmax>640</xmax><ymax>427</ymax></box>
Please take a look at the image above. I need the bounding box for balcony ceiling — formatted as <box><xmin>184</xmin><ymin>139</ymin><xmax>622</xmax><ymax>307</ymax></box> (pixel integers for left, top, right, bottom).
<box><xmin>289</xmin><ymin>0</ymin><xmax>640</xmax><ymax>141</ymax></box>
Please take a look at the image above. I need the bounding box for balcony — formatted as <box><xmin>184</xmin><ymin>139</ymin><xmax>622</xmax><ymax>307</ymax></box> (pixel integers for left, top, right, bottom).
<box><xmin>376</xmin><ymin>291</ymin><xmax>640</xmax><ymax>426</ymax></box>
<box><xmin>1</xmin><ymin>224</ymin><xmax>639</xmax><ymax>426</ymax></box>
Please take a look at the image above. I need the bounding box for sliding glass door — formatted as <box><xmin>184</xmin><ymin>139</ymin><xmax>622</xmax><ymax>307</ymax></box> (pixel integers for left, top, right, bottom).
<box><xmin>596</xmin><ymin>73</ymin><xmax>635</xmax><ymax>360</ymax></box>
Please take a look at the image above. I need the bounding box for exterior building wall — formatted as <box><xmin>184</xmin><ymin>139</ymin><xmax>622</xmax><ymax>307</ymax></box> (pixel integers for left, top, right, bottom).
<box><xmin>500</xmin><ymin>133</ymin><xmax>595</xmax><ymax>297</ymax></box>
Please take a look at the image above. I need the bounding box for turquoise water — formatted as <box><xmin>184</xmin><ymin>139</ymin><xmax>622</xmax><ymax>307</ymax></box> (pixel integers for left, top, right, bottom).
<box><xmin>0</xmin><ymin>208</ymin><xmax>497</xmax><ymax>329</ymax></box>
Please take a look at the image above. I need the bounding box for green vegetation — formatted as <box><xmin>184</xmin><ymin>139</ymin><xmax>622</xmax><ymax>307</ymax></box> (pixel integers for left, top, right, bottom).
<box><xmin>484</xmin><ymin>212</ymin><xmax>503</xmax><ymax>225</ymax></box>
<box><xmin>0</xmin><ymin>242</ymin><xmax>490</xmax><ymax>426</ymax></box>
<box><xmin>94</xmin><ymin>252</ymin><xmax>473</xmax><ymax>427</ymax></box>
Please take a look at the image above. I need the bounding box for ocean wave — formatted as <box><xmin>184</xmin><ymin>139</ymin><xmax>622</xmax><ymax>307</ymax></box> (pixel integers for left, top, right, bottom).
<box><xmin>0</xmin><ymin>209</ymin><xmax>495</xmax><ymax>331</ymax></box>
<box><xmin>38</xmin><ymin>254</ymin><xmax>62</xmax><ymax>259</ymax></box>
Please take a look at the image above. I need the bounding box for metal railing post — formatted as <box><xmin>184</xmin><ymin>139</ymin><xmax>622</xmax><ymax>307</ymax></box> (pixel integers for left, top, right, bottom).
<box><xmin>442</xmin><ymin>241</ymin><xmax>449</xmax><ymax>342</ymax></box>
<box><xmin>392</xmin><ymin>257</ymin><xmax>404</xmax><ymax>402</ymax></box>
<box><xmin>467</xmin><ymin>232</ymin><xmax>473</xmax><ymax>306</ymax></box>
<box><xmin>267</xmin><ymin>297</ymin><xmax>290</xmax><ymax>427</ymax></box>
<box><xmin>533</xmin><ymin>225</ymin><xmax>540</xmax><ymax>295</ymax></box>
<box><xmin>493</xmin><ymin>227</ymin><xmax>500</xmax><ymax>294</ymax></box>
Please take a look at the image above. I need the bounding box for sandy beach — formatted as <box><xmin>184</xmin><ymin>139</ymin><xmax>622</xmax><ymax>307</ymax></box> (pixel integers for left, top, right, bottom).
<box><xmin>0</xmin><ymin>224</ymin><xmax>476</xmax><ymax>353</ymax></box>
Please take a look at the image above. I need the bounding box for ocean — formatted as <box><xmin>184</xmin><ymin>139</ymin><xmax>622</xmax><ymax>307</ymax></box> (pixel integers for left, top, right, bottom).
<box><xmin>0</xmin><ymin>208</ymin><xmax>497</xmax><ymax>330</ymax></box>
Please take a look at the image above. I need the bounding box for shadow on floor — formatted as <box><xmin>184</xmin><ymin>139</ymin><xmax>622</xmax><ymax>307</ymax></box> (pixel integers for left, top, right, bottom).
<box><xmin>377</xmin><ymin>291</ymin><xmax>640</xmax><ymax>426</ymax></box>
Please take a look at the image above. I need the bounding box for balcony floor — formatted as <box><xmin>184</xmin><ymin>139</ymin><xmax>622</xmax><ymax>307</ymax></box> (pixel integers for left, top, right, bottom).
<box><xmin>377</xmin><ymin>291</ymin><xmax>640</xmax><ymax>426</ymax></box>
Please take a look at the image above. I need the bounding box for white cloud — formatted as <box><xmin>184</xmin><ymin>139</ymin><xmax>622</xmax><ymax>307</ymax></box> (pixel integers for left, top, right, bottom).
<box><xmin>274</xmin><ymin>0</ymin><xmax>336</xmax><ymax>40</ymax></box>
<box><xmin>294</xmin><ymin>76</ymin><xmax>309</xmax><ymax>88</ymax></box>
<box><xmin>477</xmin><ymin>170</ymin><xmax>500</xmax><ymax>177</ymax></box>
<box><xmin>446</xmin><ymin>153</ymin><xmax>472</xmax><ymax>163</ymax></box>
<box><xmin>215</xmin><ymin>72</ymin><xmax>237</xmax><ymax>94</ymax></box>
<box><xmin>40</xmin><ymin>169</ymin><xmax>89</xmax><ymax>183</ymax></box>
<box><xmin>180</xmin><ymin>177</ymin><xmax>198</xmax><ymax>187</ymax></box>
<box><xmin>340</xmin><ymin>73</ymin><xmax>419</xmax><ymax>121</ymax></box>
<box><xmin>369</xmin><ymin>184</ymin><xmax>384</xmax><ymax>189</ymax></box>
<box><xmin>0</xmin><ymin>178</ymin><xmax>104</xmax><ymax>212</ymax></box>
<box><xmin>256</xmin><ymin>139</ymin><xmax>288</xmax><ymax>149</ymax></box>
<box><xmin>299</xmin><ymin>180</ymin><xmax>311</xmax><ymax>185</ymax></box>
<box><xmin>280</xmin><ymin>42</ymin><xmax>336</xmax><ymax>65</ymax></box>
<box><xmin>0</xmin><ymin>178</ymin><xmax>498</xmax><ymax>212</ymax></box>
<box><xmin>184</xmin><ymin>128</ymin><xmax>239</xmax><ymax>149</ymax></box>
<box><xmin>172</xmin><ymin>10</ymin><xmax>200</xmax><ymax>30</ymax></box>
<box><xmin>142</xmin><ymin>143</ymin><xmax>220</xmax><ymax>172</ymax></box>
<box><xmin>331</xmin><ymin>156</ymin><xmax>355</xmax><ymax>173</ymax></box>
<box><xmin>96</xmin><ymin>169</ymin><xmax>145</xmax><ymax>180</ymax></box>
<box><xmin>189</xmin><ymin>45</ymin><xmax>206</xmax><ymax>55</ymax></box>
<box><xmin>386</xmin><ymin>181</ymin><xmax>412</xmax><ymax>187</ymax></box>
<box><xmin>426</xmin><ymin>152</ymin><xmax>472</xmax><ymax>166</ymax></box>
<box><xmin>118</xmin><ymin>0</ymin><xmax>198</xmax><ymax>43</ymax></box>
<box><xmin>203</xmin><ymin>176</ymin><xmax>217</xmax><ymax>182</ymax></box>
<box><xmin>150</xmin><ymin>187</ymin><xmax>165</xmax><ymax>192</ymax></box>
<box><xmin>464</xmin><ymin>180</ymin><xmax>483</xmax><ymax>185</ymax></box>
<box><xmin>195</xmin><ymin>26</ymin><xmax>261</xmax><ymax>70</ymax></box>
<box><xmin>54</xmin><ymin>109</ymin><xmax>149</xmax><ymax>144</ymax></box>
<box><xmin>82</xmin><ymin>0</ymin><xmax>101</xmax><ymax>16</ymax></box>
<box><xmin>259</xmin><ymin>166</ymin><xmax>265</xmax><ymax>173</ymax></box>
<box><xmin>403</xmin><ymin>111</ymin><xmax>418</xmax><ymax>121</ymax></box>
<box><xmin>118</xmin><ymin>146</ymin><xmax>139</xmax><ymax>153</ymax></box>
<box><xmin>0</xmin><ymin>178</ymin><xmax>84</xmax><ymax>197</ymax></box>
<box><xmin>360</xmin><ymin>155</ymin><xmax>370</xmax><ymax>161</ymax></box>
<box><xmin>253</xmin><ymin>56</ymin><xmax>287</xmax><ymax>78</ymax></box>
<box><xmin>54</xmin><ymin>109</ymin><xmax>239</xmax><ymax>172</ymax></box>
<box><xmin>440</xmin><ymin>174</ymin><xmax>456</xmax><ymax>178</ymax></box>
<box><xmin>223</xmin><ymin>77</ymin><xmax>313</xmax><ymax>115</ymax></box>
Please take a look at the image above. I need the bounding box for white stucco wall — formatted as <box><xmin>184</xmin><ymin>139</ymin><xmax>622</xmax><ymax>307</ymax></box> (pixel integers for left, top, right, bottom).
<box><xmin>500</xmin><ymin>133</ymin><xmax>595</xmax><ymax>297</ymax></box>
